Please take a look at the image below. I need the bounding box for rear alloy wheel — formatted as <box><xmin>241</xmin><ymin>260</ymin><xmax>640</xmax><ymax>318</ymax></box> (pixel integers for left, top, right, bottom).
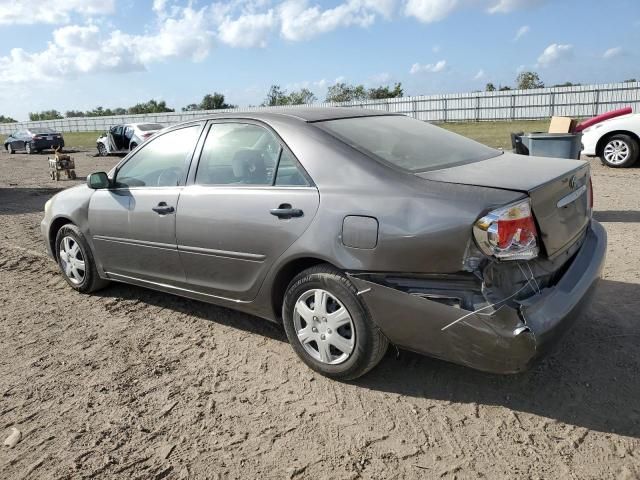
<box><xmin>25</xmin><ymin>142</ymin><xmax>32</xmax><ymax>154</ymax></box>
<box><xmin>97</xmin><ymin>143</ymin><xmax>108</xmax><ymax>157</ymax></box>
<box><xmin>282</xmin><ymin>265</ymin><xmax>388</xmax><ymax>380</ymax></box>
<box><xmin>600</xmin><ymin>134</ymin><xmax>639</xmax><ymax>168</ymax></box>
<box><xmin>55</xmin><ymin>224</ymin><xmax>109</xmax><ymax>293</ymax></box>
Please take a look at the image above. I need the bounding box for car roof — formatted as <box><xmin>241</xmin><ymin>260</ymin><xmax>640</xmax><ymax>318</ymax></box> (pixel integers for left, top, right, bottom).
<box><xmin>199</xmin><ymin>107</ymin><xmax>399</xmax><ymax>124</ymax></box>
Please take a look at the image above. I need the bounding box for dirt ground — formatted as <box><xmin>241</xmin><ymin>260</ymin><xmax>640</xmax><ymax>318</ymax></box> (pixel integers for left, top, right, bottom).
<box><xmin>0</xmin><ymin>148</ymin><xmax>639</xmax><ymax>480</ymax></box>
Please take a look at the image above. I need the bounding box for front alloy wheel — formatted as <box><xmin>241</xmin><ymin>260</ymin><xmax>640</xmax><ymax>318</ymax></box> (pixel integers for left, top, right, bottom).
<box><xmin>601</xmin><ymin>134</ymin><xmax>639</xmax><ymax>168</ymax></box>
<box><xmin>25</xmin><ymin>142</ymin><xmax>32</xmax><ymax>154</ymax></box>
<box><xmin>59</xmin><ymin>236</ymin><xmax>86</xmax><ymax>285</ymax></box>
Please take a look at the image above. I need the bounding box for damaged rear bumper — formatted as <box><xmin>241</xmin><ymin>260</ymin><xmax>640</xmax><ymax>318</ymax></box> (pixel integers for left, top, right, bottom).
<box><xmin>349</xmin><ymin>221</ymin><xmax>607</xmax><ymax>374</ymax></box>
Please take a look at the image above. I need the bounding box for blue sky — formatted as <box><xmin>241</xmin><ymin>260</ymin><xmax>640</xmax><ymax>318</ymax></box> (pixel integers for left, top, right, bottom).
<box><xmin>0</xmin><ymin>0</ymin><xmax>638</xmax><ymax>120</ymax></box>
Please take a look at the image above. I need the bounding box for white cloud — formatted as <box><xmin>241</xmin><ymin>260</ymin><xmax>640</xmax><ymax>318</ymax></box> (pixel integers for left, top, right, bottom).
<box><xmin>218</xmin><ymin>11</ymin><xmax>276</xmax><ymax>48</ymax></box>
<box><xmin>603</xmin><ymin>46</ymin><xmax>623</xmax><ymax>59</ymax></box>
<box><xmin>278</xmin><ymin>0</ymin><xmax>391</xmax><ymax>41</ymax></box>
<box><xmin>514</xmin><ymin>25</ymin><xmax>530</xmax><ymax>41</ymax></box>
<box><xmin>487</xmin><ymin>0</ymin><xmax>544</xmax><ymax>14</ymax></box>
<box><xmin>0</xmin><ymin>0</ymin><xmax>114</xmax><ymax>25</ymax></box>
<box><xmin>474</xmin><ymin>69</ymin><xmax>486</xmax><ymax>80</ymax></box>
<box><xmin>536</xmin><ymin>43</ymin><xmax>573</xmax><ymax>67</ymax></box>
<box><xmin>410</xmin><ymin>60</ymin><xmax>447</xmax><ymax>74</ymax></box>
<box><xmin>405</xmin><ymin>0</ymin><xmax>545</xmax><ymax>22</ymax></box>
<box><xmin>0</xmin><ymin>6</ymin><xmax>214</xmax><ymax>83</ymax></box>
<box><xmin>405</xmin><ymin>0</ymin><xmax>462</xmax><ymax>23</ymax></box>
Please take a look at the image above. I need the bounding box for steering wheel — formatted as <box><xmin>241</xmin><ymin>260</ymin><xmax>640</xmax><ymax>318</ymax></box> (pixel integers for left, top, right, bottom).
<box><xmin>157</xmin><ymin>167</ymin><xmax>183</xmax><ymax>187</ymax></box>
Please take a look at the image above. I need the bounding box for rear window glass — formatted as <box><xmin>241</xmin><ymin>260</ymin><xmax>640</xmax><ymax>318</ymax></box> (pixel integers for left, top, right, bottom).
<box><xmin>33</xmin><ymin>128</ymin><xmax>55</xmax><ymax>134</ymax></box>
<box><xmin>318</xmin><ymin>115</ymin><xmax>501</xmax><ymax>172</ymax></box>
<box><xmin>138</xmin><ymin>123</ymin><xmax>164</xmax><ymax>131</ymax></box>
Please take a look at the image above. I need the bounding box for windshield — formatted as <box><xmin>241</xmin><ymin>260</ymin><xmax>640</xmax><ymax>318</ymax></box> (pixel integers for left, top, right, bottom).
<box><xmin>318</xmin><ymin>115</ymin><xmax>501</xmax><ymax>172</ymax></box>
<box><xmin>138</xmin><ymin>123</ymin><xmax>164</xmax><ymax>131</ymax></box>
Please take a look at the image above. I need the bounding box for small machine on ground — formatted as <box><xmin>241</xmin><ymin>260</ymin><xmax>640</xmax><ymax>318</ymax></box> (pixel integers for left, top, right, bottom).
<box><xmin>48</xmin><ymin>149</ymin><xmax>77</xmax><ymax>181</ymax></box>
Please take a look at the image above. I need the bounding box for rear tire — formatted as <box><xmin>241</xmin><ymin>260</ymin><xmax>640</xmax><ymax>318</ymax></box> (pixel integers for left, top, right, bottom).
<box><xmin>600</xmin><ymin>134</ymin><xmax>639</xmax><ymax>168</ymax></box>
<box><xmin>25</xmin><ymin>142</ymin><xmax>32</xmax><ymax>154</ymax></box>
<box><xmin>7</xmin><ymin>143</ymin><xmax>13</xmax><ymax>154</ymax></box>
<box><xmin>55</xmin><ymin>224</ymin><xmax>109</xmax><ymax>293</ymax></box>
<box><xmin>282</xmin><ymin>264</ymin><xmax>388</xmax><ymax>380</ymax></box>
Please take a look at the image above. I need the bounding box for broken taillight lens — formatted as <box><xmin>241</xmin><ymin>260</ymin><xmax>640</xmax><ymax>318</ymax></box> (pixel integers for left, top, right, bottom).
<box><xmin>473</xmin><ymin>199</ymin><xmax>539</xmax><ymax>261</ymax></box>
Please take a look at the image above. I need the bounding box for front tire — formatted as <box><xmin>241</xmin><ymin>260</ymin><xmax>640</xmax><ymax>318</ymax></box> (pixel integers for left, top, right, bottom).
<box><xmin>600</xmin><ymin>134</ymin><xmax>639</xmax><ymax>168</ymax></box>
<box><xmin>97</xmin><ymin>143</ymin><xmax>108</xmax><ymax>157</ymax></box>
<box><xmin>7</xmin><ymin>143</ymin><xmax>13</xmax><ymax>154</ymax></box>
<box><xmin>25</xmin><ymin>142</ymin><xmax>32</xmax><ymax>154</ymax></box>
<box><xmin>282</xmin><ymin>265</ymin><xmax>388</xmax><ymax>380</ymax></box>
<box><xmin>55</xmin><ymin>224</ymin><xmax>109</xmax><ymax>293</ymax></box>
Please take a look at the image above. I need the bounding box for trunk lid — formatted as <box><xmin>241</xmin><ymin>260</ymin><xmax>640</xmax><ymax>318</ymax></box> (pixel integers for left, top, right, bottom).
<box><xmin>417</xmin><ymin>153</ymin><xmax>591</xmax><ymax>257</ymax></box>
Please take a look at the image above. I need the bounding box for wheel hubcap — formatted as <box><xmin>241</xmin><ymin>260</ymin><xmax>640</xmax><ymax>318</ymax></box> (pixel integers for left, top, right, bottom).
<box><xmin>59</xmin><ymin>236</ymin><xmax>86</xmax><ymax>285</ymax></box>
<box><xmin>604</xmin><ymin>140</ymin><xmax>630</xmax><ymax>165</ymax></box>
<box><xmin>293</xmin><ymin>289</ymin><xmax>355</xmax><ymax>365</ymax></box>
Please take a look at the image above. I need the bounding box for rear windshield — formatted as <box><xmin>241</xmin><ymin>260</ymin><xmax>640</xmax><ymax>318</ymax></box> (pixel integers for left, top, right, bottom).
<box><xmin>318</xmin><ymin>115</ymin><xmax>501</xmax><ymax>172</ymax></box>
<box><xmin>33</xmin><ymin>128</ymin><xmax>56</xmax><ymax>134</ymax></box>
<box><xmin>138</xmin><ymin>123</ymin><xmax>164</xmax><ymax>131</ymax></box>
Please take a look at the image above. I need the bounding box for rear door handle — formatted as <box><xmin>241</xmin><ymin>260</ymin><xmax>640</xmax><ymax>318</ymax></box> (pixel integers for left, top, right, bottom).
<box><xmin>270</xmin><ymin>204</ymin><xmax>303</xmax><ymax>219</ymax></box>
<box><xmin>152</xmin><ymin>202</ymin><xmax>175</xmax><ymax>215</ymax></box>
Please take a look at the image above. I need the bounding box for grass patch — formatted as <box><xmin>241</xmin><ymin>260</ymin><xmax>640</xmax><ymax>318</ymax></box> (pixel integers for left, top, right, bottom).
<box><xmin>1</xmin><ymin>120</ymin><xmax>550</xmax><ymax>152</ymax></box>
<box><xmin>439</xmin><ymin>120</ymin><xmax>550</xmax><ymax>149</ymax></box>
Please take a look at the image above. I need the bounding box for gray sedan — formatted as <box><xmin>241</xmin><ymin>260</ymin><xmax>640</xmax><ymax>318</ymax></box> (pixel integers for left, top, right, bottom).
<box><xmin>41</xmin><ymin>108</ymin><xmax>606</xmax><ymax>380</ymax></box>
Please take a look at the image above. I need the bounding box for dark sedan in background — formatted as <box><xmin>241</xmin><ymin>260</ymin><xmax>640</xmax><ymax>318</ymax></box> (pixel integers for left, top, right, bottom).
<box><xmin>4</xmin><ymin>128</ymin><xmax>65</xmax><ymax>154</ymax></box>
<box><xmin>40</xmin><ymin>108</ymin><xmax>606</xmax><ymax>380</ymax></box>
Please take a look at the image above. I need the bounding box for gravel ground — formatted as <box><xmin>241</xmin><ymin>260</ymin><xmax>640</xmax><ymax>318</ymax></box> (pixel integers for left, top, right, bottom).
<box><xmin>0</xmin><ymin>149</ymin><xmax>639</xmax><ymax>480</ymax></box>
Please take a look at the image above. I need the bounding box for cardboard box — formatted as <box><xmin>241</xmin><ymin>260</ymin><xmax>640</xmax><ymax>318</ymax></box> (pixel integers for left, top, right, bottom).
<box><xmin>548</xmin><ymin>116</ymin><xmax>576</xmax><ymax>133</ymax></box>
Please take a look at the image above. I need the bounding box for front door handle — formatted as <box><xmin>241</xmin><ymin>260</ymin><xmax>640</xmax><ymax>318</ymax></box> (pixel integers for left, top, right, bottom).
<box><xmin>270</xmin><ymin>204</ymin><xmax>303</xmax><ymax>219</ymax></box>
<box><xmin>152</xmin><ymin>202</ymin><xmax>175</xmax><ymax>215</ymax></box>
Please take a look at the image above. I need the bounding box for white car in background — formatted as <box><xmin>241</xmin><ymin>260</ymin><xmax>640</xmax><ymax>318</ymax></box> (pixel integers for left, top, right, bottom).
<box><xmin>96</xmin><ymin>123</ymin><xmax>165</xmax><ymax>156</ymax></box>
<box><xmin>582</xmin><ymin>113</ymin><xmax>640</xmax><ymax>168</ymax></box>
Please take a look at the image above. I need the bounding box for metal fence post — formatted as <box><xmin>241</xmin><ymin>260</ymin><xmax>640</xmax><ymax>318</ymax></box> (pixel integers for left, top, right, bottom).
<box><xmin>593</xmin><ymin>89</ymin><xmax>600</xmax><ymax>116</ymax></box>
<box><xmin>443</xmin><ymin>97</ymin><xmax>448</xmax><ymax>123</ymax></box>
<box><xmin>475</xmin><ymin>95</ymin><xmax>480</xmax><ymax>122</ymax></box>
<box><xmin>510</xmin><ymin>94</ymin><xmax>516</xmax><ymax>121</ymax></box>
<box><xmin>549</xmin><ymin>91</ymin><xmax>555</xmax><ymax>117</ymax></box>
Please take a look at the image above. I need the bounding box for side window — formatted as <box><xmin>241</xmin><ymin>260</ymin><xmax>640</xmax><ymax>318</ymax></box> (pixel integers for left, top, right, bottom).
<box><xmin>275</xmin><ymin>149</ymin><xmax>309</xmax><ymax>186</ymax></box>
<box><xmin>195</xmin><ymin>123</ymin><xmax>280</xmax><ymax>186</ymax></box>
<box><xmin>115</xmin><ymin>126</ymin><xmax>200</xmax><ymax>188</ymax></box>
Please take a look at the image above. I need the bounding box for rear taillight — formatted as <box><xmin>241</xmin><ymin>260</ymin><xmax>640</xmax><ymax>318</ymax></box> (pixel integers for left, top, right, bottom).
<box><xmin>473</xmin><ymin>199</ymin><xmax>539</xmax><ymax>261</ymax></box>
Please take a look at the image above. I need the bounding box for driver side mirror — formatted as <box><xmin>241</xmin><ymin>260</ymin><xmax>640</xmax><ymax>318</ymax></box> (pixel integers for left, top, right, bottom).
<box><xmin>87</xmin><ymin>171</ymin><xmax>110</xmax><ymax>189</ymax></box>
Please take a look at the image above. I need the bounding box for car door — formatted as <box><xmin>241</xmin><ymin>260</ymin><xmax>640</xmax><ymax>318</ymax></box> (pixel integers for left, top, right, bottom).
<box><xmin>89</xmin><ymin>123</ymin><xmax>204</xmax><ymax>285</ymax></box>
<box><xmin>176</xmin><ymin>121</ymin><xmax>320</xmax><ymax>301</ymax></box>
<box><xmin>11</xmin><ymin>131</ymin><xmax>25</xmax><ymax>151</ymax></box>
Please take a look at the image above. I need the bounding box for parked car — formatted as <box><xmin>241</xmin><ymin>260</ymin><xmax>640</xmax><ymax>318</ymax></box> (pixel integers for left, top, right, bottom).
<box><xmin>96</xmin><ymin>123</ymin><xmax>165</xmax><ymax>156</ymax></box>
<box><xmin>4</xmin><ymin>128</ymin><xmax>64</xmax><ymax>154</ymax></box>
<box><xmin>41</xmin><ymin>109</ymin><xmax>606</xmax><ymax>380</ymax></box>
<box><xmin>582</xmin><ymin>113</ymin><xmax>640</xmax><ymax>168</ymax></box>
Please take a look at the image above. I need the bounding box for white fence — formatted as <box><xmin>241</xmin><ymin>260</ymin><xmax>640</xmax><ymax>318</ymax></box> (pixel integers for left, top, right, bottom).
<box><xmin>1</xmin><ymin>81</ymin><xmax>638</xmax><ymax>135</ymax></box>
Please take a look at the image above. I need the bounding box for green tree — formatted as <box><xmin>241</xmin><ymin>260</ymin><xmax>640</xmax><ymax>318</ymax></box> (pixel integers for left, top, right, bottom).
<box><xmin>516</xmin><ymin>71</ymin><xmax>544</xmax><ymax>90</ymax></box>
<box><xmin>499</xmin><ymin>85</ymin><xmax>512</xmax><ymax>91</ymax></box>
<box><xmin>200</xmin><ymin>93</ymin><xmax>234</xmax><ymax>110</ymax></box>
<box><xmin>65</xmin><ymin>110</ymin><xmax>85</xmax><ymax>118</ymax></box>
<box><xmin>127</xmin><ymin>99</ymin><xmax>174</xmax><ymax>114</ymax></box>
<box><xmin>29</xmin><ymin>110</ymin><xmax>63</xmax><ymax>121</ymax></box>
<box><xmin>485</xmin><ymin>83</ymin><xmax>496</xmax><ymax>92</ymax></box>
<box><xmin>286</xmin><ymin>88</ymin><xmax>316</xmax><ymax>105</ymax></box>
<box><xmin>368</xmin><ymin>82</ymin><xmax>403</xmax><ymax>99</ymax></box>
<box><xmin>326</xmin><ymin>83</ymin><xmax>368</xmax><ymax>102</ymax></box>
<box><xmin>0</xmin><ymin>115</ymin><xmax>17</xmax><ymax>123</ymax></box>
<box><xmin>623</xmin><ymin>78</ymin><xmax>637</xmax><ymax>83</ymax></box>
<box><xmin>262</xmin><ymin>85</ymin><xmax>289</xmax><ymax>106</ymax></box>
<box><xmin>182</xmin><ymin>103</ymin><xmax>200</xmax><ymax>112</ymax></box>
